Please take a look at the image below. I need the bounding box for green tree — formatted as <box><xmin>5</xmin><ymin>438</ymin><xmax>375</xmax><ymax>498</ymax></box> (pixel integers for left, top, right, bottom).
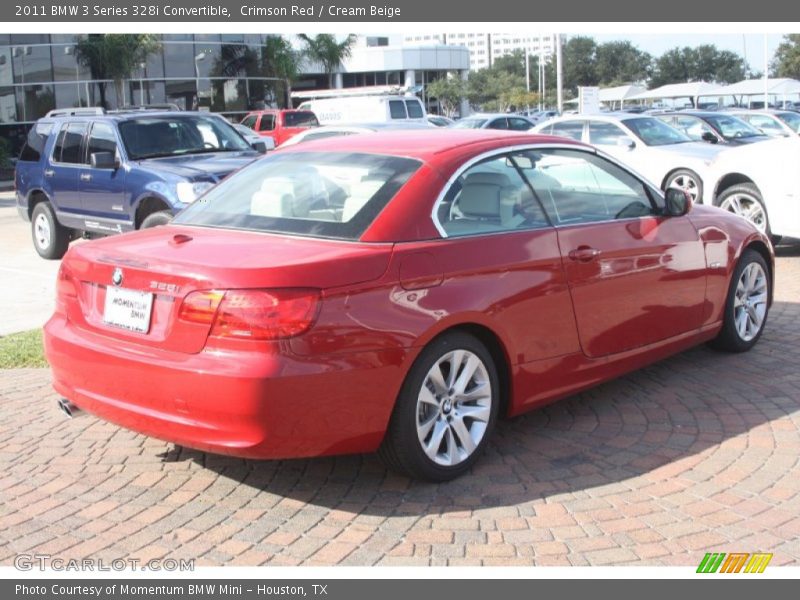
<box><xmin>260</xmin><ymin>35</ymin><xmax>302</xmax><ymax>107</ymax></box>
<box><xmin>561</xmin><ymin>36</ymin><xmax>599</xmax><ymax>92</ymax></box>
<box><xmin>298</xmin><ymin>34</ymin><xmax>357</xmax><ymax>88</ymax></box>
<box><xmin>772</xmin><ymin>34</ymin><xmax>800</xmax><ymax>78</ymax></box>
<box><xmin>74</xmin><ymin>34</ymin><xmax>161</xmax><ymax>109</ymax></box>
<box><xmin>651</xmin><ymin>45</ymin><xmax>745</xmax><ymax>87</ymax></box>
<box><xmin>426</xmin><ymin>76</ymin><xmax>467</xmax><ymax>117</ymax></box>
<box><xmin>595</xmin><ymin>41</ymin><xmax>652</xmax><ymax>86</ymax></box>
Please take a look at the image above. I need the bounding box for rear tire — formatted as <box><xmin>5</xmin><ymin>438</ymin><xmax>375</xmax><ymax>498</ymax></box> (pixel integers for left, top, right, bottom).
<box><xmin>140</xmin><ymin>210</ymin><xmax>173</xmax><ymax>229</ymax></box>
<box><xmin>709</xmin><ymin>248</ymin><xmax>770</xmax><ymax>353</ymax></box>
<box><xmin>31</xmin><ymin>201</ymin><xmax>70</xmax><ymax>260</ymax></box>
<box><xmin>378</xmin><ymin>331</ymin><xmax>499</xmax><ymax>481</ymax></box>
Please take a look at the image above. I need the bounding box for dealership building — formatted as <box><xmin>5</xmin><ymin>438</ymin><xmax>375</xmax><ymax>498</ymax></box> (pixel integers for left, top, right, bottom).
<box><xmin>0</xmin><ymin>34</ymin><xmax>469</xmax><ymax>154</ymax></box>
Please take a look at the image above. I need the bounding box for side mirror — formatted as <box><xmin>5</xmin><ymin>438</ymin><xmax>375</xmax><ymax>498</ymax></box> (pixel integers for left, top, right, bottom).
<box><xmin>665</xmin><ymin>187</ymin><xmax>692</xmax><ymax>217</ymax></box>
<box><xmin>701</xmin><ymin>131</ymin><xmax>718</xmax><ymax>144</ymax></box>
<box><xmin>616</xmin><ymin>137</ymin><xmax>635</xmax><ymax>150</ymax></box>
<box><xmin>252</xmin><ymin>138</ymin><xmax>275</xmax><ymax>154</ymax></box>
<box><xmin>90</xmin><ymin>151</ymin><xmax>118</xmax><ymax>169</ymax></box>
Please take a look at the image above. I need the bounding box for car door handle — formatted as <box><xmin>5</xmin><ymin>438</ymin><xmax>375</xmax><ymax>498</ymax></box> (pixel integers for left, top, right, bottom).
<box><xmin>80</xmin><ymin>173</ymin><xmax>92</xmax><ymax>182</ymax></box>
<box><xmin>44</xmin><ymin>169</ymin><xmax>54</xmax><ymax>177</ymax></box>
<box><xmin>568</xmin><ymin>246</ymin><xmax>601</xmax><ymax>262</ymax></box>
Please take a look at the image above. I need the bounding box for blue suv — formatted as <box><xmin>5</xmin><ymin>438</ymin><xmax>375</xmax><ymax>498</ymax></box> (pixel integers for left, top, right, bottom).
<box><xmin>15</xmin><ymin>108</ymin><xmax>268</xmax><ymax>259</ymax></box>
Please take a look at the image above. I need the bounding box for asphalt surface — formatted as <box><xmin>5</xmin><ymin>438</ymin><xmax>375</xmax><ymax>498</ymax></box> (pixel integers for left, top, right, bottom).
<box><xmin>0</xmin><ymin>234</ymin><xmax>798</xmax><ymax>566</ymax></box>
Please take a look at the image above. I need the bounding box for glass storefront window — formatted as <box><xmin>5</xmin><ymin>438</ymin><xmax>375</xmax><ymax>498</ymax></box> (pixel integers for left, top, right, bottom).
<box><xmin>163</xmin><ymin>40</ymin><xmax>195</xmax><ymax>78</ymax></box>
<box><xmin>0</xmin><ymin>87</ymin><xmax>18</xmax><ymax>123</ymax></box>
<box><xmin>54</xmin><ymin>81</ymin><xmax>89</xmax><ymax>109</ymax></box>
<box><xmin>12</xmin><ymin>44</ymin><xmax>53</xmax><ymax>84</ymax></box>
<box><xmin>0</xmin><ymin>47</ymin><xmax>13</xmax><ymax>86</ymax></box>
<box><xmin>165</xmin><ymin>80</ymin><xmax>197</xmax><ymax>111</ymax></box>
<box><xmin>52</xmin><ymin>44</ymin><xmax>90</xmax><ymax>82</ymax></box>
<box><xmin>15</xmin><ymin>84</ymin><xmax>55</xmax><ymax>121</ymax></box>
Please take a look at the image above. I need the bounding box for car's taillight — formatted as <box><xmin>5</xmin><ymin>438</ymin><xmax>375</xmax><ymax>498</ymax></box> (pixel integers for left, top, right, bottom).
<box><xmin>178</xmin><ymin>290</ymin><xmax>225</xmax><ymax>325</ymax></box>
<box><xmin>179</xmin><ymin>288</ymin><xmax>319</xmax><ymax>341</ymax></box>
<box><xmin>55</xmin><ymin>266</ymin><xmax>77</xmax><ymax>313</ymax></box>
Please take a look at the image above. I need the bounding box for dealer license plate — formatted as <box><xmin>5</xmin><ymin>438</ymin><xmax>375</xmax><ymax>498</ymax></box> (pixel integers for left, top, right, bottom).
<box><xmin>103</xmin><ymin>286</ymin><xmax>154</xmax><ymax>334</ymax></box>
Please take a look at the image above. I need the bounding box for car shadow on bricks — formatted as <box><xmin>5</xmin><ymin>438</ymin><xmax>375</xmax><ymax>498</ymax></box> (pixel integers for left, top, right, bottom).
<box><xmin>139</xmin><ymin>298</ymin><xmax>800</xmax><ymax>517</ymax></box>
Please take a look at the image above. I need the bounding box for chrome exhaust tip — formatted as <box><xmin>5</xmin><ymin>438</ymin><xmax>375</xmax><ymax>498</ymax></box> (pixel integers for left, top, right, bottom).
<box><xmin>57</xmin><ymin>398</ymin><xmax>82</xmax><ymax>418</ymax></box>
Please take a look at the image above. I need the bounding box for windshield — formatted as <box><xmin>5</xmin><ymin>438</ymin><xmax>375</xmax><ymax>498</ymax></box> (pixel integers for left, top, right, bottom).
<box><xmin>284</xmin><ymin>111</ymin><xmax>319</xmax><ymax>128</ymax></box>
<box><xmin>622</xmin><ymin>117</ymin><xmax>692</xmax><ymax>146</ymax></box>
<box><xmin>119</xmin><ymin>115</ymin><xmax>252</xmax><ymax>160</ymax></box>
<box><xmin>705</xmin><ymin>115</ymin><xmax>765</xmax><ymax>139</ymax></box>
<box><xmin>777</xmin><ymin>111</ymin><xmax>800</xmax><ymax>133</ymax></box>
<box><xmin>453</xmin><ymin>118</ymin><xmax>488</xmax><ymax>129</ymax></box>
<box><xmin>173</xmin><ymin>152</ymin><xmax>421</xmax><ymax>240</ymax></box>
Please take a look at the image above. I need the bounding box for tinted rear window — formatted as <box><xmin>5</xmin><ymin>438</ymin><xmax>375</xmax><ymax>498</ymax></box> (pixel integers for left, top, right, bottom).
<box><xmin>284</xmin><ymin>111</ymin><xmax>319</xmax><ymax>127</ymax></box>
<box><xmin>389</xmin><ymin>100</ymin><xmax>407</xmax><ymax>119</ymax></box>
<box><xmin>19</xmin><ymin>122</ymin><xmax>54</xmax><ymax>162</ymax></box>
<box><xmin>173</xmin><ymin>152</ymin><xmax>421</xmax><ymax>240</ymax></box>
<box><xmin>405</xmin><ymin>100</ymin><xmax>424</xmax><ymax>118</ymax></box>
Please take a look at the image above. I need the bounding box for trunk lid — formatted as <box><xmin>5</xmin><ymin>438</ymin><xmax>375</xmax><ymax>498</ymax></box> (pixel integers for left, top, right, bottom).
<box><xmin>61</xmin><ymin>225</ymin><xmax>392</xmax><ymax>353</ymax></box>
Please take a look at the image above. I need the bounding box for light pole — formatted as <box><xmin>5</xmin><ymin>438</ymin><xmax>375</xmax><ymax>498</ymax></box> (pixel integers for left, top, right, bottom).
<box><xmin>139</xmin><ymin>62</ymin><xmax>146</xmax><ymax>105</ymax></box>
<box><xmin>556</xmin><ymin>34</ymin><xmax>563</xmax><ymax>114</ymax></box>
<box><xmin>194</xmin><ymin>51</ymin><xmax>206</xmax><ymax>111</ymax></box>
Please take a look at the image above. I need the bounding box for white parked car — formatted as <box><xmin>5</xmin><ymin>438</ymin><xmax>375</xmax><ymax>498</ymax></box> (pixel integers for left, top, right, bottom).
<box><xmin>534</xmin><ymin>114</ymin><xmax>723</xmax><ymax>202</ymax></box>
<box><xmin>452</xmin><ymin>113</ymin><xmax>536</xmax><ymax>131</ymax></box>
<box><xmin>729</xmin><ymin>109</ymin><xmax>800</xmax><ymax>138</ymax></box>
<box><xmin>278</xmin><ymin>121</ymin><xmax>432</xmax><ymax>147</ymax></box>
<box><xmin>705</xmin><ymin>136</ymin><xmax>800</xmax><ymax>242</ymax></box>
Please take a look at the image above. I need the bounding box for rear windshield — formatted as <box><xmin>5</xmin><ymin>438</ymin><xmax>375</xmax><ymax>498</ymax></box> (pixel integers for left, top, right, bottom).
<box><xmin>284</xmin><ymin>111</ymin><xmax>319</xmax><ymax>127</ymax></box>
<box><xmin>173</xmin><ymin>151</ymin><xmax>421</xmax><ymax>240</ymax></box>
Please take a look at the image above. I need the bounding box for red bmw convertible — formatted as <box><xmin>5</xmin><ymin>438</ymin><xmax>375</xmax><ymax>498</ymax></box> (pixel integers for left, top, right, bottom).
<box><xmin>45</xmin><ymin>130</ymin><xmax>773</xmax><ymax>481</ymax></box>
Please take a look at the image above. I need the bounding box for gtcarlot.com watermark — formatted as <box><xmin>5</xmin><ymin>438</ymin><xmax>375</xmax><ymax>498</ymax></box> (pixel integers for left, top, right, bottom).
<box><xmin>14</xmin><ymin>554</ymin><xmax>195</xmax><ymax>572</ymax></box>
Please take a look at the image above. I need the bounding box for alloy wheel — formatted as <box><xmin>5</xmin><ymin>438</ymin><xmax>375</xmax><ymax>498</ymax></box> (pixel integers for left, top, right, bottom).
<box><xmin>416</xmin><ymin>349</ymin><xmax>492</xmax><ymax>467</ymax></box>
<box><xmin>670</xmin><ymin>174</ymin><xmax>699</xmax><ymax>201</ymax></box>
<box><xmin>734</xmin><ymin>262</ymin><xmax>768</xmax><ymax>342</ymax></box>
<box><xmin>719</xmin><ymin>193</ymin><xmax>767</xmax><ymax>233</ymax></box>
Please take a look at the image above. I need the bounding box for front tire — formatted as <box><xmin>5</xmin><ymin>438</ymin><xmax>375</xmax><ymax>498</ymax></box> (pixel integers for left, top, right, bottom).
<box><xmin>31</xmin><ymin>201</ymin><xmax>70</xmax><ymax>260</ymax></box>
<box><xmin>709</xmin><ymin>249</ymin><xmax>770</xmax><ymax>353</ymax></box>
<box><xmin>378</xmin><ymin>331</ymin><xmax>499</xmax><ymax>481</ymax></box>
<box><xmin>716</xmin><ymin>183</ymin><xmax>772</xmax><ymax>239</ymax></box>
<box><xmin>140</xmin><ymin>210</ymin><xmax>173</xmax><ymax>229</ymax></box>
<box><xmin>665</xmin><ymin>169</ymin><xmax>703</xmax><ymax>204</ymax></box>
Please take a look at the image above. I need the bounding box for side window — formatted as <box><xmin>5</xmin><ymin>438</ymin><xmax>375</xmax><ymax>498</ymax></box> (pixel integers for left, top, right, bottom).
<box><xmin>54</xmin><ymin>122</ymin><xmax>88</xmax><ymax>164</ymax></box>
<box><xmin>19</xmin><ymin>122</ymin><xmax>53</xmax><ymax>162</ymax></box>
<box><xmin>747</xmin><ymin>115</ymin><xmax>783</xmax><ymax>133</ymax></box>
<box><xmin>258</xmin><ymin>115</ymin><xmax>276</xmax><ymax>132</ymax></box>
<box><xmin>87</xmin><ymin>122</ymin><xmax>118</xmax><ymax>160</ymax></box>
<box><xmin>488</xmin><ymin>118</ymin><xmax>509</xmax><ymax>130</ymax></box>
<box><xmin>405</xmin><ymin>99</ymin><xmax>424</xmax><ymax>118</ymax></box>
<box><xmin>550</xmin><ymin>121</ymin><xmax>584</xmax><ymax>141</ymax></box>
<box><xmin>389</xmin><ymin>100</ymin><xmax>407</xmax><ymax>119</ymax></box>
<box><xmin>675</xmin><ymin>116</ymin><xmax>713</xmax><ymax>141</ymax></box>
<box><xmin>508</xmin><ymin>118</ymin><xmax>532</xmax><ymax>131</ymax></box>
<box><xmin>241</xmin><ymin>115</ymin><xmax>257</xmax><ymax>129</ymax></box>
<box><xmin>438</xmin><ymin>155</ymin><xmax>549</xmax><ymax>237</ymax></box>
<box><xmin>513</xmin><ymin>148</ymin><xmax>658</xmax><ymax>225</ymax></box>
<box><xmin>587</xmin><ymin>122</ymin><xmax>629</xmax><ymax>145</ymax></box>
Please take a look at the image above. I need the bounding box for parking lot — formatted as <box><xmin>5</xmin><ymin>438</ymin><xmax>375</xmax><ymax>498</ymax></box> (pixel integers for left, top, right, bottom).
<box><xmin>1</xmin><ymin>198</ymin><xmax>799</xmax><ymax>566</ymax></box>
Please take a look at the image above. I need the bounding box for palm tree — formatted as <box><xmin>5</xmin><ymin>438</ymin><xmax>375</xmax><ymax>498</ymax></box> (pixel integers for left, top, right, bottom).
<box><xmin>297</xmin><ymin>34</ymin><xmax>357</xmax><ymax>88</ymax></box>
<box><xmin>74</xmin><ymin>34</ymin><xmax>160</xmax><ymax>109</ymax></box>
<box><xmin>260</xmin><ymin>36</ymin><xmax>302</xmax><ymax>107</ymax></box>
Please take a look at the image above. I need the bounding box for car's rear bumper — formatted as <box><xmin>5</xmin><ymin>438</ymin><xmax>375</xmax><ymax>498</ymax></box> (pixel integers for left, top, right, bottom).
<box><xmin>44</xmin><ymin>314</ymin><xmax>410</xmax><ymax>459</ymax></box>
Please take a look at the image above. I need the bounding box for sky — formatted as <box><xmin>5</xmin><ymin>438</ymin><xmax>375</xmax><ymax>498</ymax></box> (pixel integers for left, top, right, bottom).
<box><xmin>592</xmin><ymin>34</ymin><xmax>785</xmax><ymax>74</ymax></box>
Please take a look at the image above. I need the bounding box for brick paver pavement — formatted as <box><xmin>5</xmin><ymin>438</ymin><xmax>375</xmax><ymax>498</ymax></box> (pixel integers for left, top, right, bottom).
<box><xmin>1</xmin><ymin>248</ymin><xmax>799</xmax><ymax>567</ymax></box>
